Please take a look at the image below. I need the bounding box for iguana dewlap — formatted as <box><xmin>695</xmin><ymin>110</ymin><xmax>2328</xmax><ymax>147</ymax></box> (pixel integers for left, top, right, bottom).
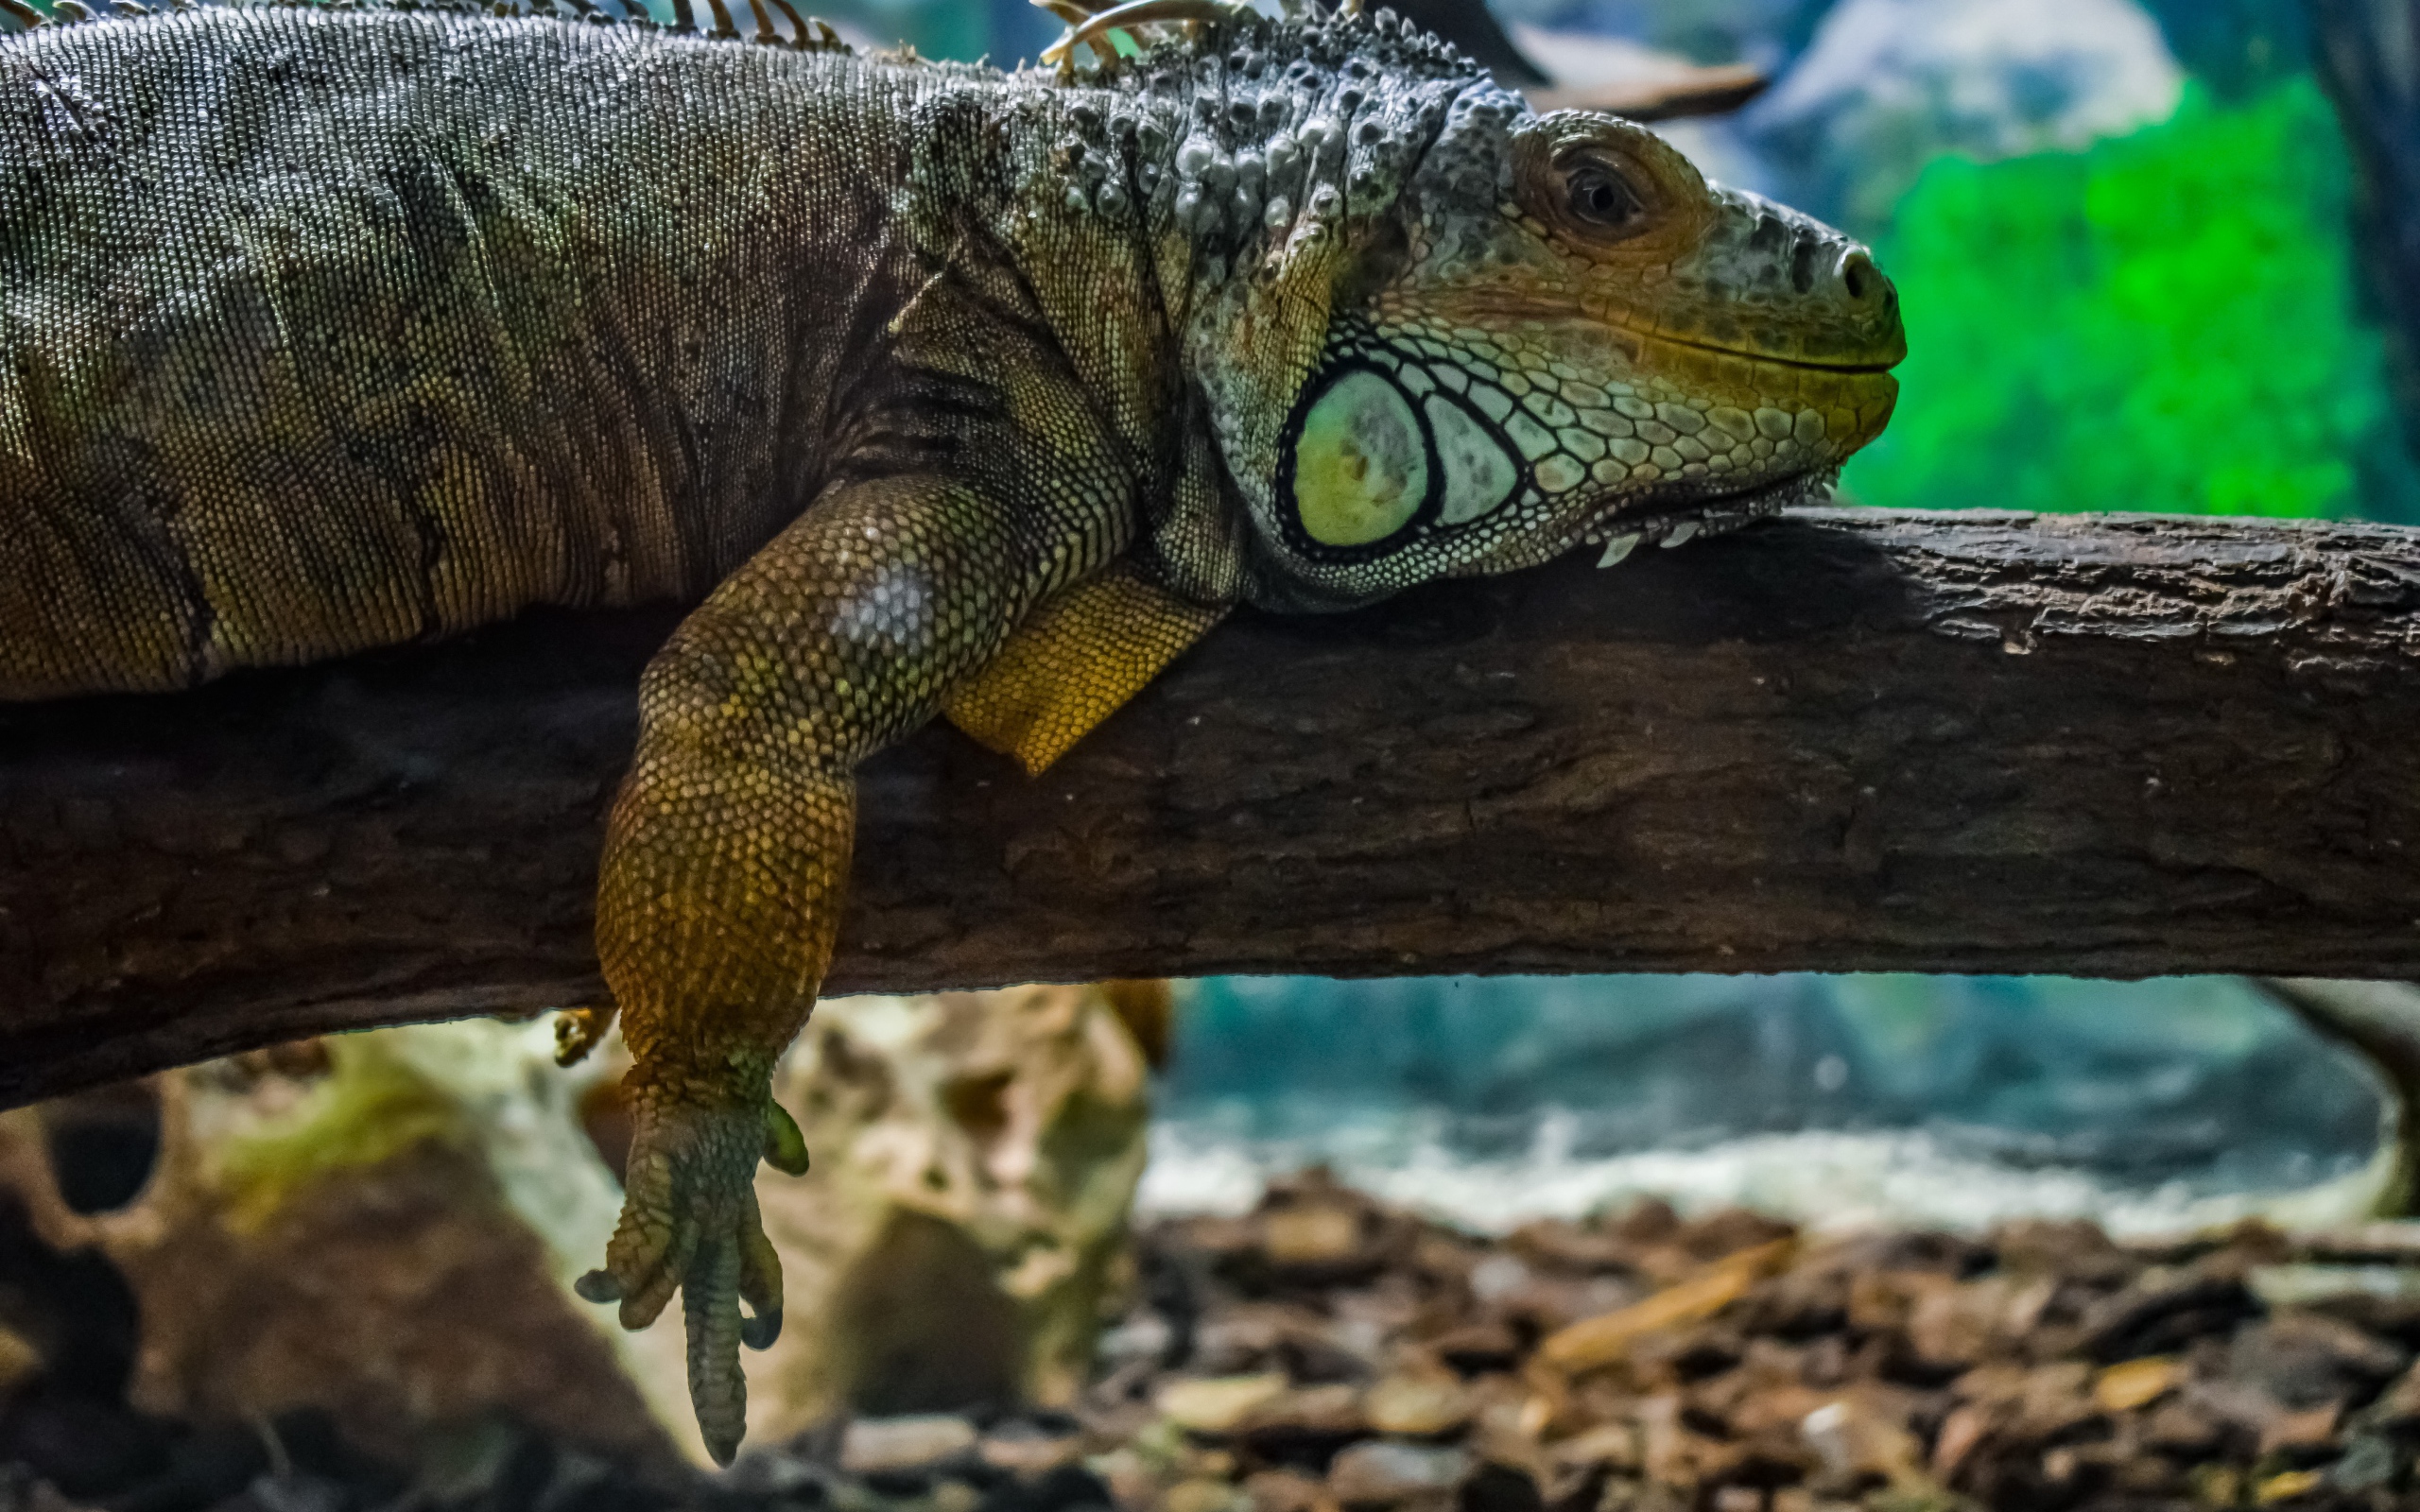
<box><xmin>0</xmin><ymin>0</ymin><xmax>1903</xmax><ymax>1462</ymax></box>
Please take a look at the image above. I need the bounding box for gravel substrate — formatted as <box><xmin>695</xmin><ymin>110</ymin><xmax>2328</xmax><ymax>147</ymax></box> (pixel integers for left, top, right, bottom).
<box><xmin>9</xmin><ymin>1173</ymin><xmax>2420</xmax><ymax>1512</ymax></box>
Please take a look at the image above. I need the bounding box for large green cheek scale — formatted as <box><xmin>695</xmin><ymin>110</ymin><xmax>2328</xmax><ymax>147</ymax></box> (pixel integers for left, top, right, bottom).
<box><xmin>1292</xmin><ymin>369</ymin><xmax>1431</xmax><ymax>546</ymax></box>
<box><xmin>1293</xmin><ymin>366</ymin><xmax>1529</xmax><ymax>548</ymax></box>
<box><xmin>1427</xmin><ymin>393</ymin><xmax>1518</xmax><ymax>524</ymax></box>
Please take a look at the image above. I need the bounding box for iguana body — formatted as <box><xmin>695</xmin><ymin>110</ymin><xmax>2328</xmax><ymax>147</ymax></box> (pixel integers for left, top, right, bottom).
<box><xmin>0</xmin><ymin>0</ymin><xmax>1903</xmax><ymax>1462</ymax></box>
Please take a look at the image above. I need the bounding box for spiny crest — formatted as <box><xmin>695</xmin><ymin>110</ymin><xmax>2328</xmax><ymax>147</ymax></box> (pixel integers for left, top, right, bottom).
<box><xmin>0</xmin><ymin>0</ymin><xmax>853</xmax><ymax>55</ymax></box>
<box><xmin>1034</xmin><ymin>0</ymin><xmax>1483</xmax><ymax>90</ymax></box>
<box><xmin>1029</xmin><ymin>0</ymin><xmax>1495</xmax><ymax>258</ymax></box>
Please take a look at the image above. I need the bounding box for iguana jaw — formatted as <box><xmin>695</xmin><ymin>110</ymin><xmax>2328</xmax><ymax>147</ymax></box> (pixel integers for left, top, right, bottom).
<box><xmin>1432</xmin><ymin>325</ymin><xmax>1901</xmax><ymax>577</ymax></box>
<box><xmin>1573</xmin><ymin>467</ymin><xmax>1841</xmax><ymax>563</ymax></box>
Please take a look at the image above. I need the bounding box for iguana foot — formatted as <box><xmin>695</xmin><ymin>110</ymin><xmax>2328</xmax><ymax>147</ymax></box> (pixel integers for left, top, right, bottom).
<box><xmin>575</xmin><ymin>1074</ymin><xmax>807</xmax><ymax>1465</ymax></box>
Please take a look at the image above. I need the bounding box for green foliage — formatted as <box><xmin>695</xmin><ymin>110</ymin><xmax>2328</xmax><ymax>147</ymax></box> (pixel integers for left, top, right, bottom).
<box><xmin>1844</xmin><ymin>78</ymin><xmax>2420</xmax><ymax>521</ymax></box>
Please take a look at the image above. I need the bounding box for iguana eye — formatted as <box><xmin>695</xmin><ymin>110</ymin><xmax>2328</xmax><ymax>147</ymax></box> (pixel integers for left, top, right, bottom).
<box><xmin>1535</xmin><ymin>142</ymin><xmax>1664</xmax><ymax>247</ymax></box>
<box><xmin>1564</xmin><ymin>159</ymin><xmax>1645</xmax><ymax>234</ymax></box>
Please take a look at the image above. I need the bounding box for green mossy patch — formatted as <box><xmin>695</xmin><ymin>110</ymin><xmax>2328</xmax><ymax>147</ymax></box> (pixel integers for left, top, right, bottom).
<box><xmin>215</xmin><ymin>1033</ymin><xmax>482</xmax><ymax>1232</ymax></box>
<box><xmin>1846</xmin><ymin>77</ymin><xmax>2420</xmax><ymax>523</ymax></box>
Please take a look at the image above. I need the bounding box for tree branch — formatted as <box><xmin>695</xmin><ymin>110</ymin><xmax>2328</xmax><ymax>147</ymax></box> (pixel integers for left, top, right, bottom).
<box><xmin>2257</xmin><ymin>977</ymin><xmax>2420</xmax><ymax>1218</ymax></box>
<box><xmin>9</xmin><ymin>507</ymin><xmax>2420</xmax><ymax>1107</ymax></box>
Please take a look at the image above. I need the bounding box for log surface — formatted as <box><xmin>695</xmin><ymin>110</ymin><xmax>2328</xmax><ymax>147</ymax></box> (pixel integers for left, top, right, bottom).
<box><xmin>8</xmin><ymin>507</ymin><xmax>2420</xmax><ymax>1106</ymax></box>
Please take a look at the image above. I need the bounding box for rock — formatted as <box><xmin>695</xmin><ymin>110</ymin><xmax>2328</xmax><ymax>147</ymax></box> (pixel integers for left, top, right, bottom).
<box><xmin>744</xmin><ymin>984</ymin><xmax>1155</xmax><ymax>1436</ymax></box>
<box><xmin>1325</xmin><ymin>1442</ymin><xmax>1469</xmax><ymax>1506</ymax></box>
<box><xmin>838</xmin><ymin>1415</ymin><xmax>978</xmax><ymax>1476</ymax></box>
<box><xmin>2081</xmin><ymin>1271</ymin><xmax>2263</xmax><ymax>1363</ymax></box>
<box><xmin>2228</xmin><ymin>1310</ymin><xmax>2412</xmax><ymax>1410</ymax></box>
<box><xmin>2255</xmin><ymin>1468</ymin><xmax>2326</xmax><ymax>1503</ymax></box>
<box><xmin>1546</xmin><ymin>1425</ymin><xmax>1642</xmax><ymax>1476</ymax></box>
<box><xmin>1457</xmin><ymin>1463</ymin><xmax>1543</xmax><ymax>1512</ymax></box>
<box><xmin>1011</xmin><ymin>1463</ymin><xmax>1120</xmax><ymax>1512</ymax></box>
<box><xmin>2331</xmin><ymin>1432</ymin><xmax>2400</xmax><ymax>1492</ymax></box>
<box><xmin>1232</xmin><ymin>1383</ymin><xmax>1366</xmax><ymax>1452</ymax></box>
<box><xmin>719</xmin><ymin>1448</ymin><xmax>833</xmax><ymax>1497</ymax></box>
<box><xmin>1992</xmin><ymin>1218</ymin><xmax>2135</xmax><ymax>1286</ymax></box>
<box><xmin>0</xmin><ymin>1327</ymin><xmax>36</xmax><ymax>1406</ymax></box>
<box><xmin>2250</xmin><ymin>1262</ymin><xmax>2420</xmax><ymax>1311</ymax></box>
<box><xmin>1157</xmin><ymin>1376</ymin><xmax>1290</xmax><ymax>1435</ymax></box>
<box><xmin>242</xmin><ymin>1471</ymin><xmax>353</xmax><ymax>1512</ymax></box>
<box><xmin>415</xmin><ymin>1416</ymin><xmax>557</xmax><ymax>1507</ymax></box>
<box><xmin>1362</xmin><ymin>1374</ymin><xmax>1471</xmax><ymax>1438</ymax></box>
<box><xmin>1126</xmin><ymin>1183</ymin><xmax>2420</xmax><ymax>1512</ymax></box>
<box><xmin>0</xmin><ymin>1468</ymin><xmax>98</xmax><ymax>1512</ymax></box>
<box><xmin>1425</xmin><ymin>1324</ymin><xmax>1519</xmax><ymax>1375</ymax></box>
<box><xmin>1241</xmin><ymin>1469</ymin><xmax>1324</xmax><ymax>1512</ymax></box>
<box><xmin>0</xmin><ymin>1022</ymin><xmax>684</xmax><ymax>1470</ymax></box>
<box><xmin>1798</xmin><ymin>1393</ymin><xmax>1923</xmax><ymax>1486</ymax></box>
<box><xmin>32</xmin><ymin>1122</ymin><xmax>2420</xmax><ymax>1512</ymax></box>
<box><xmin>2256</xmin><ymin>1403</ymin><xmax>2341</xmax><ymax>1456</ymax></box>
<box><xmin>1907</xmin><ymin>1275</ymin><xmax>2055</xmax><ymax>1371</ymax></box>
<box><xmin>977</xmin><ymin>1419</ymin><xmax>1086</xmax><ymax>1475</ymax></box>
<box><xmin>1</xmin><ymin>979</ymin><xmax>1157</xmax><ymax>1470</ymax></box>
<box><xmin>2362</xmin><ymin>1360</ymin><xmax>2420</xmax><ymax>1428</ymax></box>
<box><xmin>1164</xmin><ymin>1478</ymin><xmax>1251</xmax><ymax>1512</ymax></box>
<box><xmin>2138</xmin><ymin>1399</ymin><xmax>2225</xmax><ymax>1458</ymax></box>
<box><xmin>1262</xmin><ymin>1207</ymin><xmax>1364</xmax><ymax>1271</ymax></box>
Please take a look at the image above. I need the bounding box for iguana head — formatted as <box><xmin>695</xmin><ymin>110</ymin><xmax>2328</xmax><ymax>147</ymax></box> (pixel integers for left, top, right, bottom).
<box><xmin>1094</xmin><ymin>9</ymin><xmax>1905</xmax><ymax>610</ymax></box>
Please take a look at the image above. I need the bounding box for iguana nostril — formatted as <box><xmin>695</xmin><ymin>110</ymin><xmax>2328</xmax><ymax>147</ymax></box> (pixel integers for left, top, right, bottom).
<box><xmin>1841</xmin><ymin>251</ymin><xmax>1893</xmax><ymax>310</ymax></box>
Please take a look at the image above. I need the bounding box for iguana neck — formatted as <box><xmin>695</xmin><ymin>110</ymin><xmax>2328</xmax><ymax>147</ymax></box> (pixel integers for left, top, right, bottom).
<box><xmin>985</xmin><ymin>37</ymin><xmax>1505</xmax><ymax>610</ymax></box>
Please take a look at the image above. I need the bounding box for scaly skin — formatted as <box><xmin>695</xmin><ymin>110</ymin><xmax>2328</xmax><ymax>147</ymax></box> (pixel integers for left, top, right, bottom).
<box><xmin>0</xmin><ymin>0</ymin><xmax>1903</xmax><ymax>1462</ymax></box>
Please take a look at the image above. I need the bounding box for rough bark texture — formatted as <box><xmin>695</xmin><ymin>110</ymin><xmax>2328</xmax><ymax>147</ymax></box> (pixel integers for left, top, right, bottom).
<box><xmin>8</xmin><ymin>507</ymin><xmax>2420</xmax><ymax>1108</ymax></box>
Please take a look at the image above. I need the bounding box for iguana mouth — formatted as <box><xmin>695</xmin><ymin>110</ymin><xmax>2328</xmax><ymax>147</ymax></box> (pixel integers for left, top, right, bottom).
<box><xmin>1573</xmin><ymin>467</ymin><xmax>1838</xmax><ymax>565</ymax></box>
<box><xmin>1630</xmin><ymin>326</ymin><xmax>1905</xmax><ymax>377</ymax></box>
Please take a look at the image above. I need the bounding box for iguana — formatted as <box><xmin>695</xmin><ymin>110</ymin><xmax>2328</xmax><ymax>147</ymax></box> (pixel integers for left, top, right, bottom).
<box><xmin>0</xmin><ymin>0</ymin><xmax>1903</xmax><ymax>1462</ymax></box>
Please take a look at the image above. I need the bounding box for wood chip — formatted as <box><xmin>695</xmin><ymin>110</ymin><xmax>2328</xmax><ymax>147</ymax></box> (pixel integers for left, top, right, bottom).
<box><xmin>2092</xmin><ymin>1356</ymin><xmax>2183</xmax><ymax>1413</ymax></box>
<box><xmin>1534</xmin><ymin>1238</ymin><xmax>1795</xmax><ymax>1373</ymax></box>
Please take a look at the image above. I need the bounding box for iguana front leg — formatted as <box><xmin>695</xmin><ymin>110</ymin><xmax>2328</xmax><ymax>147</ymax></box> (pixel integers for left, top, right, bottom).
<box><xmin>575</xmin><ymin>471</ymin><xmax>1046</xmax><ymax>1463</ymax></box>
<box><xmin>572</xmin><ymin>470</ymin><xmax>1225</xmax><ymax>1462</ymax></box>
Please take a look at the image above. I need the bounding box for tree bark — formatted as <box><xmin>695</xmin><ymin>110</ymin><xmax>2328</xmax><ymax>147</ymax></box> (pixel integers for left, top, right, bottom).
<box><xmin>8</xmin><ymin>507</ymin><xmax>2420</xmax><ymax>1108</ymax></box>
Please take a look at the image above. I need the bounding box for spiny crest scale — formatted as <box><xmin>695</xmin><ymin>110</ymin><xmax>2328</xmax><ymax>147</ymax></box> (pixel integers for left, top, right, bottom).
<box><xmin>1036</xmin><ymin>0</ymin><xmax>1485</xmax><ymax>94</ymax></box>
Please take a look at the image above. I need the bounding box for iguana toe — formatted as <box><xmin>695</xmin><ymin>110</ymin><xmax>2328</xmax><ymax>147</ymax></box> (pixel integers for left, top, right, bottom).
<box><xmin>578</xmin><ymin>1083</ymin><xmax>790</xmax><ymax>1464</ymax></box>
<box><xmin>684</xmin><ymin>1232</ymin><xmax>747</xmax><ymax>1465</ymax></box>
<box><xmin>737</xmin><ymin>1212</ymin><xmax>785</xmax><ymax>1349</ymax></box>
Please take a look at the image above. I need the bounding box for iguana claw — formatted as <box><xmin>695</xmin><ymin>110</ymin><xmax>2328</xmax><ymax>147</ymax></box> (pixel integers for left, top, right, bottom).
<box><xmin>553</xmin><ymin>1004</ymin><xmax>618</xmax><ymax>1068</ymax></box>
<box><xmin>577</xmin><ymin>1080</ymin><xmax>799</xmax><ymax>1466</ymax></box>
